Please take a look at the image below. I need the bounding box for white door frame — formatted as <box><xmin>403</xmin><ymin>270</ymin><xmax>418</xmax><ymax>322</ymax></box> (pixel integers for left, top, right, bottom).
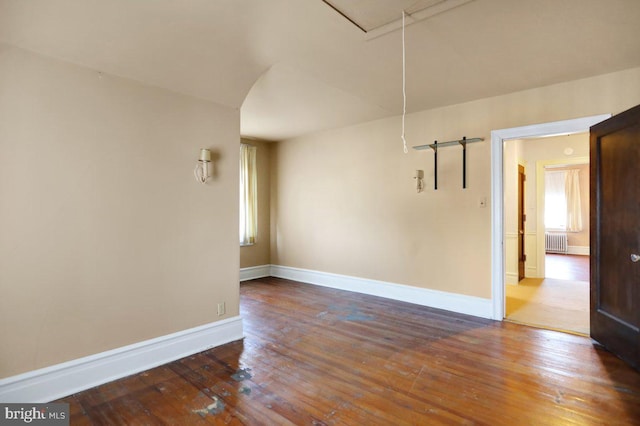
<box><xmin>490</xmin><ymin>114</ymin><xmax>611</xmax><ymax>320</ymax></box>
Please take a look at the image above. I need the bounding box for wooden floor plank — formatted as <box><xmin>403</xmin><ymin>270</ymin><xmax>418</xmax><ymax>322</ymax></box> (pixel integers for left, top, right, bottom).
<box><xmin>57</xmin><ymin>277</ymin><xmax>640</xmax><ymax>425</ymax></box>
<box><xmin>546</xmin><ymin>254</ymin><xmax>589</xmax><ymax>282</ymax></box>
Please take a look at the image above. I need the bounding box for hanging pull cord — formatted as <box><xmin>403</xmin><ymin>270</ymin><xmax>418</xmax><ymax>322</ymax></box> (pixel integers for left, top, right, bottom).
<box><xmin>401</xmin><ymin>10</ymin><xmax>408</xmax><ymax>154</ymax></box>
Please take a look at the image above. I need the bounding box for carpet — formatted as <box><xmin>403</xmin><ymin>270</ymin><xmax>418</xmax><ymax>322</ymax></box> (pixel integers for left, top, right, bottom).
<box><xmin>506</xmin><ymin>277</ymin><xmax>589</xmax><ymax>335</ymax></box>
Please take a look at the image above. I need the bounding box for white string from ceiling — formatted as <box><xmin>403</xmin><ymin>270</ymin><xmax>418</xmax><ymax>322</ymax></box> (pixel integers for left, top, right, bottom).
<box><xmin>401</xmin><ymin>10</ymin><xmax>408</xmax><ymax>154</ymax></box>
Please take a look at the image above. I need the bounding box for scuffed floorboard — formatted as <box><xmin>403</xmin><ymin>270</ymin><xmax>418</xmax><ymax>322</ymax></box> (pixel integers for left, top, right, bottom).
<box><xmin>59</xmin><ymin>277</ymin><xmax>640</xmax><ymax>425</ymax></box>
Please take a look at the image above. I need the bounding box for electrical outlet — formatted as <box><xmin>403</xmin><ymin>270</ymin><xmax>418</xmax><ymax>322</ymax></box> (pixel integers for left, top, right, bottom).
<box><xmin>217</xmin><ymin>302</ymin><xmax>225</xmax><ymax>316</ymax></box>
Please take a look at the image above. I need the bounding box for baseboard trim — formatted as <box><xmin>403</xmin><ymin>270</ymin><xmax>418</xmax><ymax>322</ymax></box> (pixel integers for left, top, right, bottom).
<box><xmin>505</xmin><ymin>272</ymin><xmax>519</xmax><ymax>285</ymax></box>
<box><xmin>525</xmin><ymin>266</ymin><xmax>538</xmax><ymax>277</ymax></box>
<box><xmin>240</xmin><ymin>265</ymin><xmax>271</xmax><ymax>281</ymax></box>
<box><xmin>0</xmin><ymin>316</ymin><xmax>244</xmax><ymax>403</ymax></box>
<box><xmin>567</xmin><ymin>246</ymin><xmax>589</xmax><ymax>256</ymax></box>
<box><xmin>270</xmin><ymin>265</ymin><xmax>493</xmax><ymax>320</ymax></box>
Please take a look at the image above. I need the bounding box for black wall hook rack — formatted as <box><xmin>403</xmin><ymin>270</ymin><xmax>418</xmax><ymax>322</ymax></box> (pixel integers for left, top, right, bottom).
<box><xmin>413</xmin><ymin>137</ymin><xmax>484</xmax><ymax>190</ymax></box>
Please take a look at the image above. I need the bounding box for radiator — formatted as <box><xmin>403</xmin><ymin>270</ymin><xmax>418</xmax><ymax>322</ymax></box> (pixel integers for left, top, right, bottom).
<box><xmin>545</xmin><ymin>232</ymin><xmax>568</xmax><ymax>254</ymax></box>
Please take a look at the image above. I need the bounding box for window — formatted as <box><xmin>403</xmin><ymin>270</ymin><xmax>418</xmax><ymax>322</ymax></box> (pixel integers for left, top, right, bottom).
<box><xmin>544</xmin><ymin>168</ymin><xmax>582</xmax><ymax>232</ymax></box>
<box><xmin>544</xmin><ymin>170</ymin><xmax>566</xmax><ymax>229</ymax></box>
<box><xmin>239</xmin><ymin>144</ymin><xmax>257</xmax><ymax>246</ymax></box>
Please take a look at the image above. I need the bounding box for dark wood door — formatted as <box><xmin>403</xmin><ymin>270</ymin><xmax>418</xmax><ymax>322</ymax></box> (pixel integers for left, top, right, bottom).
<box><xmin>518</xmin><ymin>165</ymin><xmax>526</xmax><ymax>281</ymax></box>
<box><xmin>590</xmin><ymin>104</ymin><xmax>640</xmax><ymax>371</ymax></box>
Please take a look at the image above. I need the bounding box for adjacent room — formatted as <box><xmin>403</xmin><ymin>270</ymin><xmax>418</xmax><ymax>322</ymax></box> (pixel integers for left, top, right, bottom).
<box><xmin>504</xmin><ymin>133</ymin><xmax>591</xmax><ymax>335</ymax></box>
<box><xmin>1</xmin><ymin>0</ymin><xmax>640</xmax><ymax>423</ymax></box>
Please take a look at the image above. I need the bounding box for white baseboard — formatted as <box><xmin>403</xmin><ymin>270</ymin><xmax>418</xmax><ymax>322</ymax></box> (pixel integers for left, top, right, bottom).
<box><xmin>240</xmin><ymin>265</ymin><xmax>271</xmax><ymax>281</ymax></box>
<box><xmin>567</xmin><ymin>246</ymin><xmax>590</xmax><ymax>256</ymax></box>
<box><xmin>0</xmin><ymin>316</ymin><xmax>244</xmax><ymax>403</ymax></box>
<box><xmin>525</xmin><ymin>267</ymin><xmax>538</xmax><ymax>279</ymax></box>
<box><xmin>270</xmin><ymin>265</ymin><xmax>493</xmax><ymax>320</ymax></box>
<box><xmin>505</xmin><ymin>272</ymin><xmax>519</xmax><ymax>285</ymax></box>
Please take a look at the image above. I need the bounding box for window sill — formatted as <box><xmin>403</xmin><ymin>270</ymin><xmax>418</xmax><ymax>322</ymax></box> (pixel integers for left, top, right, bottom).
<box><xmin>240</xmin><ymin>243</ymin><xmax>255</xmax><ymax>247</ymax></box>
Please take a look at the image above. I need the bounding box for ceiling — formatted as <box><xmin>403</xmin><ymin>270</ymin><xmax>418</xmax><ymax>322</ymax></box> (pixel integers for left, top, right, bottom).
<box><xmin>1</xmin><ymin>0</ymin><xmax>639</xmax><ymax>141</ymax></box>
<box><xmin>322</xmin><ymin>0</ymin><xmax>466</xmax><ymax>33</ymax></box>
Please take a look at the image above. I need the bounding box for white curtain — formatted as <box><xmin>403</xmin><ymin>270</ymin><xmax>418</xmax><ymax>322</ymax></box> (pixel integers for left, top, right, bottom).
<box><xmin>565</xmin><ymin>169</ymin><xmax>582</xmax><ymax>232</ymax></box>
<box><xmin>239</xmin><ymin>144</ymin><xmax>257</xmax><ymax>245</ymax></box>
<box><xmin>544</xmin><ymin>170</ymin><xmax>567</xmax><ymax>229</ymax></box>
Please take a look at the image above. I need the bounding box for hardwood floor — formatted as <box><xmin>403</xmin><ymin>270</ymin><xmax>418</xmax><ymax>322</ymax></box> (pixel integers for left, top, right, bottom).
<box><xmin>58</xmin><ymin>277</ymin><xmax>640</xmax><ymax>425</ymax></box>
<box><xmin>545</xmin><ymin>254</ymin><xmax>589</xmax><ymax>282</ymax></box>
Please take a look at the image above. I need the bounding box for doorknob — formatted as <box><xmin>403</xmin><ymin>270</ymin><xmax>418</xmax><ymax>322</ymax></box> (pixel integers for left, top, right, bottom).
<box><xmin>631</xmin><ymin>254</ymin><xmax>640</xmax><ymax>263</ymax></box>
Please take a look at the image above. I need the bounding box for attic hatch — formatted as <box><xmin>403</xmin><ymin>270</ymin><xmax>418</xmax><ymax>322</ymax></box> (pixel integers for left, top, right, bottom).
<box><xmin>322</xmin><ymin>0</ymin><xmax>474</xmax><ymax>39</ymax></box>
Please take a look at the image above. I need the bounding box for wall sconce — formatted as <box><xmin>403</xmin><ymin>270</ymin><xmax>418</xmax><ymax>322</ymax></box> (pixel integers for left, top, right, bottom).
<box><xmin>194</xmin><ymin>149</ymin><xmax>212</xmax><ymax>183</ymax></box>
<box><xmin>414</xmin><ymin>169</ymin><xmax>424</xmax><ymax>193</ymax></box>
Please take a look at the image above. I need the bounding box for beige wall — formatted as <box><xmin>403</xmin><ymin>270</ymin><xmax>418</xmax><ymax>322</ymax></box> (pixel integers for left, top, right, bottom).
<box><xmin>240</xmin><ymin>138</ymin><xmax>271</xmax><ymax>268</ymax></box>
<box><xmin>0</xmin><ymin>44</ymin><xmax>240</xmax><ymax>378</ymax></box>
<box><xmin>271</xmin><ymin>67</ymin><xmax>640</xmax><ymax>299</ymax></box>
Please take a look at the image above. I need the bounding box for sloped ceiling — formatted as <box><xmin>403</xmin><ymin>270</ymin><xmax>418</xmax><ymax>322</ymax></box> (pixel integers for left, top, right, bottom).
<box><xmin>1</xmin><ymin>0</ymin><xmax>640</xmax><ymax>141</ymax></box>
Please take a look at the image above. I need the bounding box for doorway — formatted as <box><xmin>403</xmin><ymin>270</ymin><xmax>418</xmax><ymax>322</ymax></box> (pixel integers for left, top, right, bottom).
<box><xmin>502</xmin><ymin>135</ymin><xmax>590</xmax><ymax>334</ymax></box>
<box><xmin>490</xmin><ymin>114</ymin><xmax>611</xmax><ymax>323</ymax></box>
